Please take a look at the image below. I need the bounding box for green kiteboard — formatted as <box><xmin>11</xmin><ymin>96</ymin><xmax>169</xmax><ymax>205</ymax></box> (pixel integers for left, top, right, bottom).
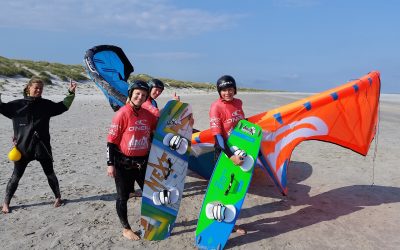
<box><xmin>195</xmin><ymin>119</ymin><xmax>262</xmax><ymax>250</ymax></box>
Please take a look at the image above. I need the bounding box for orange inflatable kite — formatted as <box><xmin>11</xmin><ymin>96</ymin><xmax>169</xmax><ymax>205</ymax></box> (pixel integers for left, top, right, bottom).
<box><xmin>190</xmin><ymin>71</ymin><xmax>381</xmax><ymax>195</ymax></box>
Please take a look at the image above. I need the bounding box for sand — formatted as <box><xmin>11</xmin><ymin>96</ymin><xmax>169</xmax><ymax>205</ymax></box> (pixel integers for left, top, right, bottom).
<box><xmin>0</xmin><ymin>78</ymin><xmax>399</xmax><ymax>249</ymax></box>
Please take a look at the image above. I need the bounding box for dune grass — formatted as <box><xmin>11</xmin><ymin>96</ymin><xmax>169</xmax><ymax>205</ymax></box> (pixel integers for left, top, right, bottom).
<box><xmin>0</xmin><ymin>55</ymin><xmax>266</xmax><ymax>92</ymax></box>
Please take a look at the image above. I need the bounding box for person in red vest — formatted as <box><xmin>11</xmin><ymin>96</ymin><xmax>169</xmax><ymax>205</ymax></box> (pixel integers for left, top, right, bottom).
<box><xmin>106</xmin><ymin>80</ymin><xmax>157</xmax><ymax>240</ymax></box>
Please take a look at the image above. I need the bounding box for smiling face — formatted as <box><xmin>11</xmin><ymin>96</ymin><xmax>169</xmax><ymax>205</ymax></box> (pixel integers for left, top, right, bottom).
<box><xmin>28</xmin><ymin>82</ymin><xmax>44</xmax><ymax>97</ymax></box>
<box><xmin>130</xmin><ymin>89</ymin><xmax>148</xmax><ymax>107</ymax></box>
<box><xmin>220</xmin><ymin>87</ymin><xmax>235</xmax><ymax>102</ymax></box>
<box><xmin>150</xmin><ymin>87</ymin><xmax>163</xmax><ymax>99</ymax></box>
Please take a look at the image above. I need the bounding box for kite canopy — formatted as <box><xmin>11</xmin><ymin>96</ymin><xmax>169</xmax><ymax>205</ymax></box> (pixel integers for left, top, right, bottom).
<box><xmin>84</xmin><ymin>45</ymin><xmax>133</xmax><ymax>111</ymax></box>
<box><xmin>191</xmin><ymin>71</ymin><xmax>381</xmax><ymax>195</ymax></box>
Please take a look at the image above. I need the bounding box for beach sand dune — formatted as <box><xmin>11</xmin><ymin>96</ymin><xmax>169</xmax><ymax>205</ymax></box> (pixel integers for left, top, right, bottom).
<box><xmin>1</xmin><ymin>84</ymin><xmax>399</xmax><ymax>249</ymax></box>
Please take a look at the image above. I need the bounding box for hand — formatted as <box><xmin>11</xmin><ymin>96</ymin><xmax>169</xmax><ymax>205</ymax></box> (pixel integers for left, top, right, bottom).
<box><xmin>107</xmin><ymin>165</ymin><xmax>116</xmax><ymax>178</ymax></box>
<box><xmin>230</xmin><ymin>154</ymin><xmax>244</xmax><ymax>166</ymax></box>
<box><xmin>69</xmin><ymin>79</ymin><xmax>77</xmax><ymax>93</ymax></box>
<box><xmin>172</xmin><ymin>92</ymin><xmax>180</xmax><ymax>101</ymax></box>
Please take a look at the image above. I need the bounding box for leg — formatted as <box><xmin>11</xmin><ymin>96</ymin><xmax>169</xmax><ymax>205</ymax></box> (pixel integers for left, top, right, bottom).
<box><xmin>114</xmin><ymin>166</ymin><xmax>140</xmax><ymax>240</ymax></box>
<box><xmin>128</xmin><ymin>159</ymin><xmax>148</xmax><ymax>199</ymax></box>
<box><xmin>233</xmin><ymin>225</ymin><xmax>247</xmax><ymax>235</ymax></box>
<box><xmin>134</xmin><ymin>164</ymin><xmax>147</xmax><ymax>191</ymax></box>
<box><xmin>39</xmin><ymin>159</ymin><xmax>62</xmax><ymax>207</ymax></box>
<box><xmin>2</xmin><ymin>159</ymin><xmax>29</xmax><ymax>213</ymax></box>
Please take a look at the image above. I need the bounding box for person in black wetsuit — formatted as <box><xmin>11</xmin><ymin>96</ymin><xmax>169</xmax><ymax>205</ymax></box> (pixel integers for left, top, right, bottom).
<box><xmin>0</xmin><ymin>77</ymin><xmax>77</xmax><ymax>214</ymax></box>
<box><xmin>107</xmin><ymin>80</ymin><xmax>157</xmax><ymax>240</ymax></box>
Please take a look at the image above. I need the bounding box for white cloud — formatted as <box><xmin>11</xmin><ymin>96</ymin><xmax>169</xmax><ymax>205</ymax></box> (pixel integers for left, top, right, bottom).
<box><xmin>0</xmin><ymin>0</ymin><xmax>239</xmax><ymax>39</ymax></box>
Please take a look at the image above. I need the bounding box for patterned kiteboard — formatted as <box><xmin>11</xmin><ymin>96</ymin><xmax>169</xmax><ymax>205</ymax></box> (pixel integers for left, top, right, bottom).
<box><xmin>140</xmin><ymin>100</ymin><xmax>193</xmax><ymax>240</ymax></box>
<box><xmin>195</xmin><ymin>119</ymin><xmax>262</xmax><ymax>249</ymax></box>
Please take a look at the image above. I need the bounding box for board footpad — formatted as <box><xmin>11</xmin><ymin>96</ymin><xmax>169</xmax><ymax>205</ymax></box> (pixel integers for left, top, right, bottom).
<box><xmin>205</xmin><ymin>203</ymin><xmax>236</xmax><ymax>223</ymax></box>
<box><xmin>163</xmin><ymin>133</ymin><xmax>189</xmax><ymax>155</ymax></box>
<box><xmin>152</xmin><ymin>188</ymin><xmax>179</xmax><ymax>206</ymax></box>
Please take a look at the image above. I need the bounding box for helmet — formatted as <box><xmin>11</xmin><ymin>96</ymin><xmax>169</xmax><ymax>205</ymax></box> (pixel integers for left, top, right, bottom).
<box><xmin>147</xmin><ymin>78</ymin><xmax>164</xmax><ymax>92</ymax></box>
<box><xmin>128</xmin><ymin>80</ymin><xmax>150</xmax><ymax>99</ymax></box>
<box><xmin>216</xmin><ymin>75</ymin><xmax>237</xmax><ymax>95</ymax></box>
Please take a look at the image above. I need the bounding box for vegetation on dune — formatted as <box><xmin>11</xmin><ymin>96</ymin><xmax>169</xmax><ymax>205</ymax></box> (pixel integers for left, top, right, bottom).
<box><xmin>0</xmin><ymin>56</ymin><xmax>88</xmax><ymax>82</ymax></box>
<box><xmin>0</xmin><ymin>56</ymin><xmax>34</xmax><ymax>78</ymax></box>
<box><xmin>0</xmin><ymin>55</ymin><xmax>266</xmax><ymax>92</ymax></box>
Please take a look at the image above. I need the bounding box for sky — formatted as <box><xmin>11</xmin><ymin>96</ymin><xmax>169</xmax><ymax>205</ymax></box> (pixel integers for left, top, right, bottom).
<box><xmin>0</xmin><ymin>0</ymin><xmax>399</xmax><ymax>93</ymax></box>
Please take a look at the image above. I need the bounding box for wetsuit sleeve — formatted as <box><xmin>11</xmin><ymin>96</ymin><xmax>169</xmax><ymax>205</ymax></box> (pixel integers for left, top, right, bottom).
<box><xmin>0</xmin><ymin>99</ymin><xmax>14</xmax><ymax>119</ymax></box>
<box><xmin>107</xmin><ymin>142</ymin><xmax>117</xmax><ymax>166</ymax></box>
<box><xmin>214</xmin><ymin>134</ymin><xmax>234</xmax><ymax>158</ymax></box>
<box><xmin>0</xmin><ymin>94</ymin><xmax>5</xmax><ymax>115</ymax></box>
<box><xmin>63</xmin><ymin>90</ymin><xmax>75</xmax><ymax>109</ymax></box>
<box><xmin>209</xmin><ymin>103</ymin><xmax>223</xmax><ymax>136</ymax></box>
<box><xmin>107</xmin><ymin>109</ymin><xmax>125</xmax><ymax>145</ymax></box>
<box><xmin>45</xmin><ymin>90</ymin><xmax>75</xmax><ymax>117</ymax></box>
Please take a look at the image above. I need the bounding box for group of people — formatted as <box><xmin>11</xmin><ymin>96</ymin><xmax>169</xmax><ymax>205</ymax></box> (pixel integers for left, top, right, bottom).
<box><xmin>0</xmin><ymin>74</ymin><xmax>248</xmax><ymax>240</ymax></box>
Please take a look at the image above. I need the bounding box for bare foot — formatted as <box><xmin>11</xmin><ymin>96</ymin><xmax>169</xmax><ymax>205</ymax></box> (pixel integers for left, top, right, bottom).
<box><xmin>54</xmin><ymin>198</ymin><xmax>63</xmax><ymax>207</ymax></box>
<box><xmin>233</xmin><ymin>225</ymin><xmax>247</xmax><ymax>235</ymax></box>
<box><xmin>122</xmin><ymin>229</ymin><xmax>140</xmax><ymax>240</ymax></box>
<box><xmin>2</xmin><ymin>203</ymin><xmax>10</xmax><ymax>214</ymax></box>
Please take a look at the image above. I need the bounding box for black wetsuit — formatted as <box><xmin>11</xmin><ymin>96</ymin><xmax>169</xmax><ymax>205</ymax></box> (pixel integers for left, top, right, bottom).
<box><xmin>106</xmin><ymin>104</ymin><xmax>157</xmax><ymax>230</ymax></box>
<box><xmin>110</xmin><ymin>149</ymin><xmax>148</xmax><ymax>229</ymax></box>
<box><xmin>0</xmin><ymin>95</ymin><xmax>73</xmax><ymax>205</ymax></box>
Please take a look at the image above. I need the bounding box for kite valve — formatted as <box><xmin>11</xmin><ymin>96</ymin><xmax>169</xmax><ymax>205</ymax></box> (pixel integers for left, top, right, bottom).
<box><xmin>8</xmin><ymin>146</ymin><xmax>21</xmax><ymax>161</ymax></box>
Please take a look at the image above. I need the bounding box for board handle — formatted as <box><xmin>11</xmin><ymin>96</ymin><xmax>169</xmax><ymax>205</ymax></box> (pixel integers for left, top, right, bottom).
<box><xmin>164</xmin><ymin>158</ymin><xmax>173</xmax><ymax>180</ymax></box>
<box><xmin>224</xmin><ymin>173</ymin><xmax>235</xmax><ymax>196</ymax></box>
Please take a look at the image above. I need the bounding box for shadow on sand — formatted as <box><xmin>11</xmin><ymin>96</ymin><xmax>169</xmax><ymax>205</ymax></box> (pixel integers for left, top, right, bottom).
<box><xmin>7</xmin><ymin>193</ymin><xmax>117</xmax><ymax>212</ymax></box>
<box><xmin>226</xmin><ymin>161</ymin><xmax>400</xmax><ymax>248</ymax></box>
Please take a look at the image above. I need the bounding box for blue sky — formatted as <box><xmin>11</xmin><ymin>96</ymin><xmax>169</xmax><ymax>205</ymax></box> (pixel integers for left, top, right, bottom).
<box><xmin>0</xmin><ymin>0</ymin><xmax>399</xmax><ymax>93</ymax></box>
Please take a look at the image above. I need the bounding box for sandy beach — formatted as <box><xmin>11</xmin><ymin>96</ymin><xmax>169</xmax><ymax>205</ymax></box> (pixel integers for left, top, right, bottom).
<box><xmin>1</xmin><ymin>79</ymin><xmax>399</xmax><ymax>249</ymax></box>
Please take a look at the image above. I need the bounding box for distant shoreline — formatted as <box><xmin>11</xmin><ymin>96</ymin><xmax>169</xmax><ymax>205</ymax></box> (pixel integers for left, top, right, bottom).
<box><xmin>1</xmin><ymin>76</ymin><xmax>398</xmax><ymax>103</ymax></box>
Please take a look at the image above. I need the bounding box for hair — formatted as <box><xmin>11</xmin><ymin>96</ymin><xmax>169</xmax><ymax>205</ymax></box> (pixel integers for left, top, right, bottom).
<box><xmin>23</xmin><ymin>76</ymin><xmax>44</xmax><ymax>96</ymax></box>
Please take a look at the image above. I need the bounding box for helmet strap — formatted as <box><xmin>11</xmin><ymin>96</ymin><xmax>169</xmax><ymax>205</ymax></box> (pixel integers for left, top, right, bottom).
<box><xmin>129</xmin><ymin>100</ymin><xmax>141</xmax><ymax>115</ymax></box>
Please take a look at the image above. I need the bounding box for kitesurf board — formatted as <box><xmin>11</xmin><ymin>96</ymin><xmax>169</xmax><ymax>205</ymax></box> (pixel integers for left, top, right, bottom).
<box><xmin>140</xmin><ymin>100</ymin><xmax>193</xmax><ymax>240</ymax></box>
<box><xmin>195</xmin><ymin>120</ymin><xmax>262</xmax><ymax>249</ymax></box>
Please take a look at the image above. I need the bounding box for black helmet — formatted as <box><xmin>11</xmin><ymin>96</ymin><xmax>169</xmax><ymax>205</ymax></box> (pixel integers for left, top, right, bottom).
<box><xmin>216</xmin><ymin>75</ymin><xmax>237</xmax><ymax>95</ymax></box>
<box><xmin>128</xmin><ymin>80</ymin><xmax>150</xmax><ymax>99</ymax></box>
<box><xmin>147</xmin><ymin>78</ymin><xmax>164</xmax><ymax>92</ymax></box>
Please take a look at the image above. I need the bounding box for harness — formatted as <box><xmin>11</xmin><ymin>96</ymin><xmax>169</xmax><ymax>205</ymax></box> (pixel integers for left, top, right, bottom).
<box><xmin>118</xmin><ymin>155</ymin><xmax>147</xmax><ymax>170</ymax></box>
